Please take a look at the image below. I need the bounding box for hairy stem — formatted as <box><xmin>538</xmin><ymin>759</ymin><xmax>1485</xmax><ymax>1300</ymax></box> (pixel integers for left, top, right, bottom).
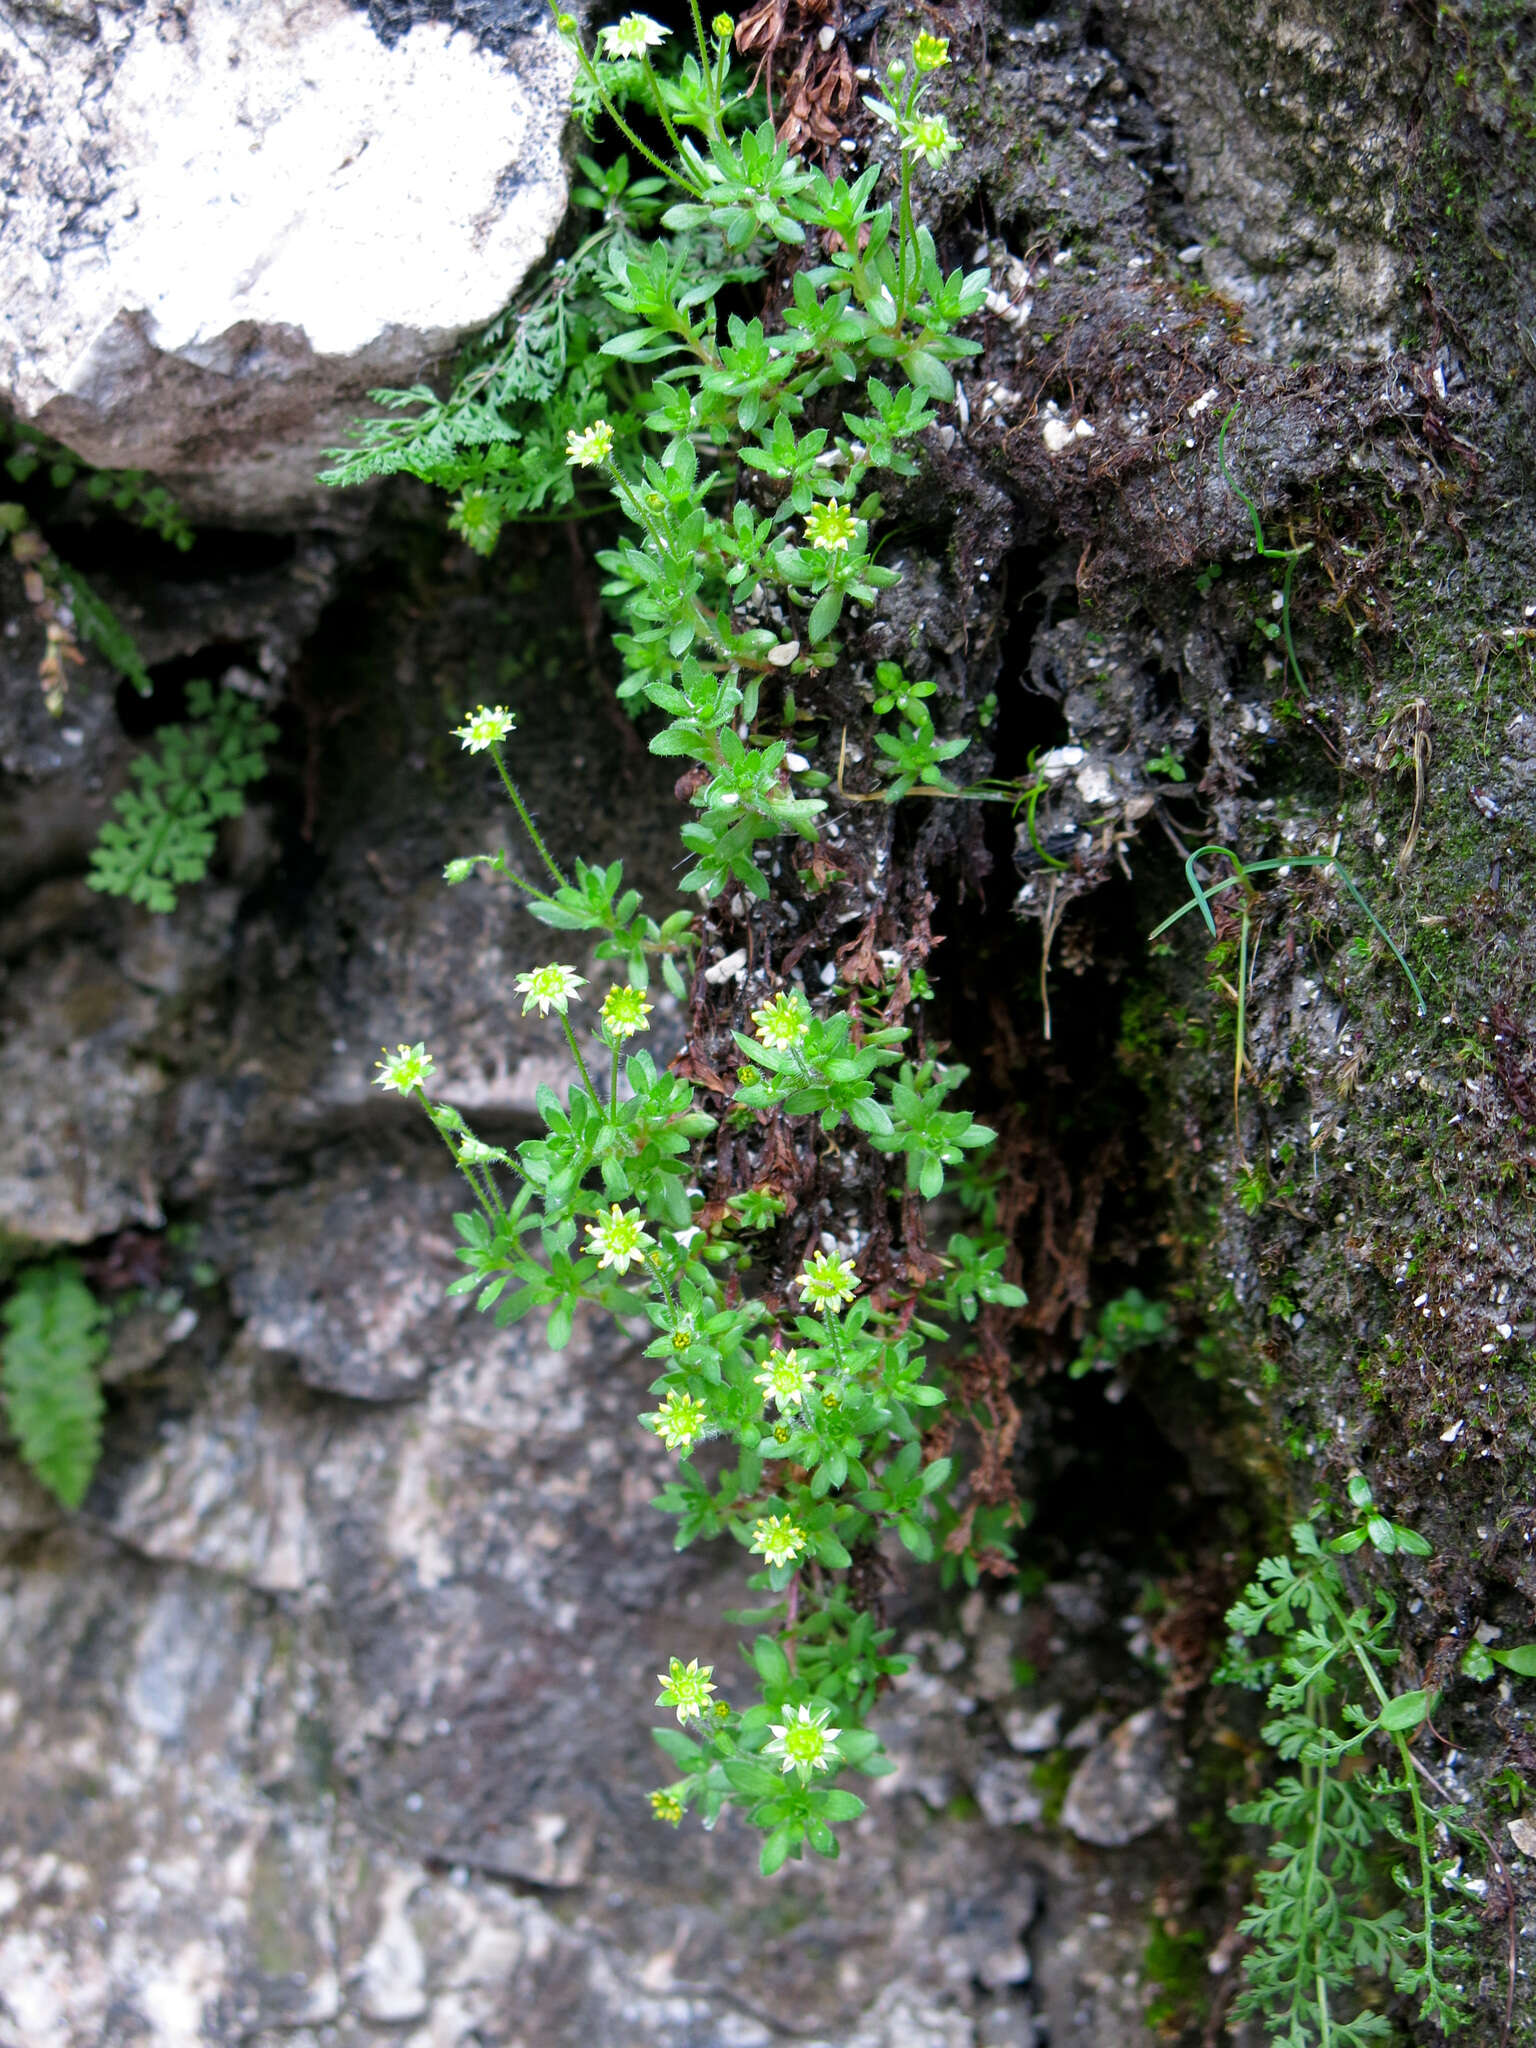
<box><xmin>489</xmin><ymin>743</ymin><xmax>569</xmax><ymax>889</ymax></box>
<box><xmin>560</xmin><ymin>1012</ymin><xmax>599</xmax><ymax>1100</ymax></box>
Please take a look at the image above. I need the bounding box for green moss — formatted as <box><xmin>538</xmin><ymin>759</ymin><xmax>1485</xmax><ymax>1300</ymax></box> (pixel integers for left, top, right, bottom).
<box><xmin>1030</xmin><ymin>1747</ymin><xmax>1076</xmax><ymax>1826</ymax></box>
<box><xmin>1142</xmin><ymin>1920</ymin><xmax>1210</xmax><ymax>2036</ymax></box>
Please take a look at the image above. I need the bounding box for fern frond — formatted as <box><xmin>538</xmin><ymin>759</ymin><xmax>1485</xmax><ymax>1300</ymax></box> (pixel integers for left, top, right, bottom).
<box><xmin>88</xmin><ymin>679</ymin><xmax>278</xmax><ymax>913</ymax></box>
<box><xmin>0</xmin><ymin>1261</ymin><xmax>108</xmax><ymax>1509</ymax></box>
<box><xmin>55</xmin><ymin>564</ymin><xmax>154</xmax><ymax>695</ymax></box>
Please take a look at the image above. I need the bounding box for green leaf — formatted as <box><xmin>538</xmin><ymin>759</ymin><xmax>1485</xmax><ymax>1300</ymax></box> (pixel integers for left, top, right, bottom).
<box><xmin>1</xmin><ymin>1261</ymin><xmax>108</xmax><ymax>1508</ymax></box>
<box><xmin>722</xmin><ymin>1758</ymin><xmax>780</xmax><ymax>1796</ymax></box>
<box><xmin>1377</xmin><ymin>1688</ymin><xmax>1432</xmax><ymax>1732</ymax></box>
<box><xmin>652</xmin><ymin>1725</ymin><xmax>702</xmax><ymax>1766</ymax></box>
<box><xmin>816</xmin><ymin>1788</ymin><xmax>865</xmax><ymax>1822</ymax></box>
<box><xmin>1490</xmin><ymin>1644</ymin><xmax>1536</xmax><ymax>1677</ymax></box>
<box><xmin>1459</xmin><ymin>1643</ymin><xmax>1496</xmax><ymax>1681</ymax></box>
<box><xmin>807</xmin><ymin>585</ymin><xmax>843</xmax><ymax>644</ymax></box>
<box><xmin>759</xmin><ymin>1824</ymin><xmax>795</xmax><ymax>1875</ymax></box>
<box><xmin>753</xmin><ymin>1635</ymin><xmax>791</xmax><ymax>1686</ymax></box>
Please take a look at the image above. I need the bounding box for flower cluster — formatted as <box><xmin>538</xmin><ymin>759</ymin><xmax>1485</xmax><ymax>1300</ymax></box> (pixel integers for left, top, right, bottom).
<box><xmin>334</xmin><ymin>21</ymin><xmax>1007</xmax><ymax>1880</ymax></box>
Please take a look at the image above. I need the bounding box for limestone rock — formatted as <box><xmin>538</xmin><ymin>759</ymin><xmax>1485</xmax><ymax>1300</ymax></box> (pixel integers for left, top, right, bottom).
<box><xmin>0</xmin><ymin>0</ymin><xmax>574</xmax><ymax>521</ymax></box>
<box><xmin>223</xmin><ymin>1158</ymin><xmax>473</xmax><ymax>1400</ymax></box>
<box><xmin>1060</xmin><ymin>1708</ymin><xmax>1178</xmax><ymax>1848</ymax></box>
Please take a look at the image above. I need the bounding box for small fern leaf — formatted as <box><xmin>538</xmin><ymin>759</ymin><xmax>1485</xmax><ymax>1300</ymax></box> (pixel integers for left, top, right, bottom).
<box><xmin>55</xmin><ymin>564</ymin><xmax>154</xmax><ymax>696</ymax></box>
<box><xmin>1</xmin><ymin>1261</ymin><xmax>109</xmax><ymax>1508</ymax></box>
<box><xmin>87</xmin><ymin>682</ymin><xmax>278</xmax><ymax>914</ymax></box>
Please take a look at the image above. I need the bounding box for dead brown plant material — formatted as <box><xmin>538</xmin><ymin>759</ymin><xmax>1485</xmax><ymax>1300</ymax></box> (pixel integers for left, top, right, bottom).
<box><xmin>734</xmin><ymin>0</ymin><xmax>858</xmax><ymax>156</ymax></box>
<box><xmin>1490</xmin><ymin>1000</ymin><xmax>1536</xmax><ymax>1124</ymax></box>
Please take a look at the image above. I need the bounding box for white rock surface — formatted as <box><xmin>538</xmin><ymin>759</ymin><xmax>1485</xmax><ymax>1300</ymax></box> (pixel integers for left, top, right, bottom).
<box><xmin>0</xmin><ymin>0</ymin><xmax>574</xmax><ymax>520</ymax></box>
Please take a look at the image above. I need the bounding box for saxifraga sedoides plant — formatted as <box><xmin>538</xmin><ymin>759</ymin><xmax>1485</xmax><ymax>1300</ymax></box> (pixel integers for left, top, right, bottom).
<box><xmin>345</xmin><ymin>15</ymin><xmax>1028</xmax><ymax>1873</ymax></box>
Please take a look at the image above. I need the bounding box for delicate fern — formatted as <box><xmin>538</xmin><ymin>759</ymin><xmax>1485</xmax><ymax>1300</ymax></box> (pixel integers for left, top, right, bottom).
<box><xmin>88</xmin><ymin>680</ymin><xmax>278</xmax><ymax>913</ymax></box>
<box><xmin>56</xmin><ymin>562</ymin><xmax>154</xmax><ymax>696</ymax></box>
<box><xmin>0</xmin><ymin>1262</ymin><xmax>108</xmax><ymax>1509</ymax></box>
<box><xmin>3</xmin><ymin>421</ymin><xmax>194</xmax><ymax>551</ymax></box>
<box><xmin>1219</xmin><ymin>1478</ymin><xmax>1477</xmax><ymax>2043</ymax></box>
<box><xmin>319</xmin><ymin>158</ymin><xmax>761</xmax><ymax>549</ymax></box>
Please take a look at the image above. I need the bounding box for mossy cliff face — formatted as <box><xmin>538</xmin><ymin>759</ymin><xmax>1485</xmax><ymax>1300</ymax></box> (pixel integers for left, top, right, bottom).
<box><xmin>933</xmin><ymin>0</ymin><xmax>1536</xmax><ymax>2028</ymax></box>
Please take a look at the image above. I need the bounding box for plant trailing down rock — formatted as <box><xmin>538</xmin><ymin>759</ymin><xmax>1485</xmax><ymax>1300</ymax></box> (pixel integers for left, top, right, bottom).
<box><xmin>341</xmin><ymin>10</ymin><xmax>1038</xmax><ymax>1876</ymax></box>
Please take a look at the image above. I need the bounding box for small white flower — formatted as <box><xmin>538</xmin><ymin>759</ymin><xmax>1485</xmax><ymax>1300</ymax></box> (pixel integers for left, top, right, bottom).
<box><xmin>754</xmin><ymin>1349</ymin><xmax>816</xmax><ymax>1411</ymax></box>
<box><xmin>904</xmin><ymin>113</ymin><xmax>960</xmax><ymax>171</ymax></box>
<box><xmin>373</xmin><ymin>1042</ymin><xmax>435</xmax><ymax>1094</ymax></box>
<box><xmin>454</xmin><ymin>704</ymin><xmax>516</xmax><ymax>752</ymax></box>
<box><xmin>764</xmin><ymin>1703</ymin><xmax>842</xmax><ymax>1781</ymax></box>
<box><xmin>649</xmin><ymin>1388</ymin><xmax>708</xmax><ymax>1451</ymax></box>
<box><xmin>804</xmin><ymin>501</ymin><xmax>858</xmax><ymax>553</ymax></box>
<box><xmin>602</xmin><ymin>985</ymin><xmax>654</xmax><ymax>1041</ymax></box>
<box><xmin>796</xmin><ymin>1250</ymin><xmax>859</xmax><ymax>1314</ymax></box>
<box><xmin>586</xmin><ymin>1204</ymin><xmax>656</xmax><ymax>1274</ymax></box>
<box><xmin>655</xmin><ymin>1655</ymin><xmax>717</xmax><ymax>1722</ymax></box>
<box><xmin>750</xmin><ymin>1514</ymin><xmax>809</xmax><ymax>1568</ymax></box>
<box><xmin>516</xmin><ymin>963</ymin><xmax>586</xmax><ymax>1017</ymax></box>
<box><xmin>598</xmin><ymin>12</ymin><xmax>669</xmax><ymax>57</ymax></box>
<box><xmin>750</xmin><ymin>990</ymin><xmax>811</xmax><ymax>1052</ymax></box>
<box><xmin>566</xmin><ymin>419</ymin><xmax>615</xmax><ymax>467</ymax></box>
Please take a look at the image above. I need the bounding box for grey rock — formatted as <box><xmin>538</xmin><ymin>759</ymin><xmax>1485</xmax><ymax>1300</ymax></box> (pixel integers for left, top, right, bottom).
<box><xmin>0</xmin><ymin>933</ymin><xmax>168</xmax><ymax>1243</ymax></box>
<box><xmin>973</xmin><ymin>1757</ymin><xmax>1045</xmax><ymax>1829</ymax></box>
<box><xmin>0</xmin><ymin>0</ymin><xmax>573</xmax><ymax>520</ymax></box>
<box><xmin>976</xmin><ymin>2002</ymin><xmax>1039</xmax><ymax>2048</ymax></box>
<box><xmin>0</xmin><ymin>439</ymin><xmax>1188</xmax><ymax>2048</ymax></box>
<box><xmin>935</xmin><ymin>1881</ymin><xmax>1037</xmax><ymax>1992</ymax></box>
<box><xmin>225</xmin><ymin>1155</ymin><xmax>473</xmax><ymax>1399</ymax></box>
<box><xmin>1060</xmin><ymin>1708</ymin><xmax>1179</xmax><ymax>1848</ymax></box>
<box><xmin>1001</xmin><ymin>1702</ymin><xmax>1062</xmax><ymax>1754</ymax></box>
<box><xmin>1101</xmin><ymin>0</ymin><xmax>1411</xmax><ymax>352</ymax></box>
